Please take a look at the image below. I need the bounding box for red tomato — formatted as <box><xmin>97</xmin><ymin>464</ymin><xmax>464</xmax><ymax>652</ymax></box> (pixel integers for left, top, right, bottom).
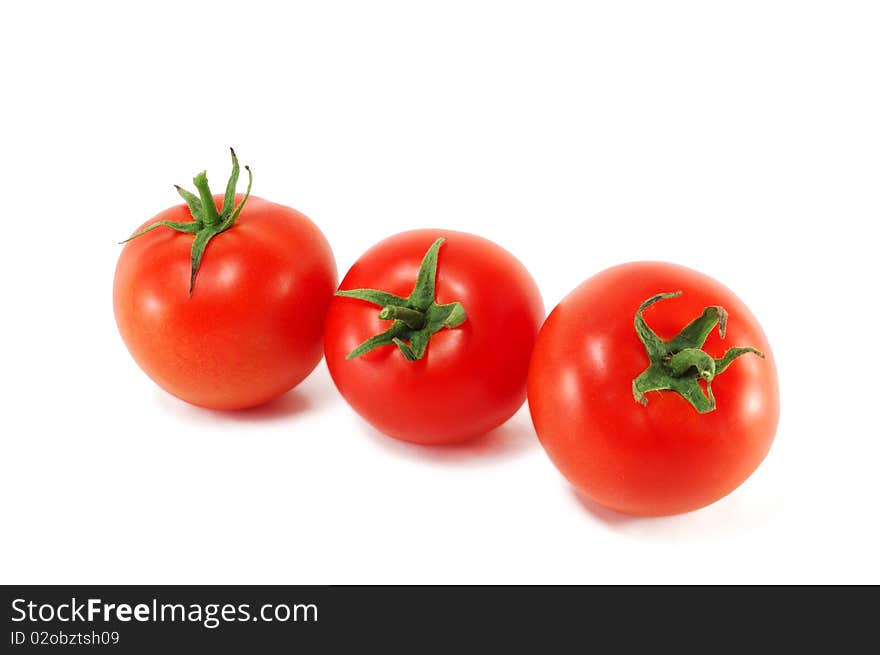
<box><xmin>114</xmin><ymin>156</ymin><xmax>336</xmax><ymax>410</ymax></box>
<box><xmin>528</xmin><ymin>262</ymin><xmax>779</xmax><ymax>516</ymax></box>
<box><xmin>324</xmin><ymin>229</ymin><xmax>544</xmax><ymax>444</ymax></box>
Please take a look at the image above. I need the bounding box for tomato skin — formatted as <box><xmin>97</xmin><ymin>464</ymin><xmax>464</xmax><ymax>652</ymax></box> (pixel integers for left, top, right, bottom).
<box><xmin>528</xmin><ymin>262</ymin><xmax>779</xmax><ymax>516</ymax></box>
<box><xmin>113</xmin><ymin>194</ymin><xmax>337</xmax><ymax>410</ymax></box>
<box><xmin>324</xmin><ymin>229</ymin><xmax>544</xmax><ymax>444</ymax></box>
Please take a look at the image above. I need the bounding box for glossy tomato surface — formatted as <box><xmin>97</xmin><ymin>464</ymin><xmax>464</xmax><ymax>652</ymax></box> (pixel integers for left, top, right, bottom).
<box><xmin>528</xmin><ymin>262</ymin><xmax>779</xmax><ymax>516</ymax></box>
<box><xmin>325</xmin><ymin>229</ymin><xmax>544</xmax><ymax>444</ymax></box>
<box><xmin>114</xmin><ymin>194</ymin><xmax>337</xmax><ymax>410</ymax></box>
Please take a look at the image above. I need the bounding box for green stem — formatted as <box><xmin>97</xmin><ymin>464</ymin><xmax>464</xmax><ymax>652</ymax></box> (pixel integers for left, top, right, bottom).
<box><xmin>378</xmin><ymin>305</ymin><xmax>426</xmax><ymax>329</ymax></box>
<box><xmin>667</xmin><ymin>348</ymin><xmax>715</xmax><ymax>380</ymax></box>
<box><xmin>120</xmin><ymin>148</ymin><xmax>252</xmax><ymax>295</ymax></box>
<box><xmin>193</xmin><ymin>171</ymin><xmax>220</xmax><ymax>227</ymax></box>
<box><xmin>632</xmin><ymin>292</ymin><xmax>765</xmax><ymax>413</ymax></box>
<box><xmin>335</xmin><ymin>238</ymin><xmax>468</xmax><ymax>361</ymax></box>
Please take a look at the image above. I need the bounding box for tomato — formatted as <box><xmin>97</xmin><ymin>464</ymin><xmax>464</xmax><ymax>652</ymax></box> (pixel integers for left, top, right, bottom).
<box><xmin>528</xmin><ymin>262</ymin><xmax>779</xmax><ymax>516</ymax></box>
<box><xmin>113</xmin><ymin>151</ymin><xmax>337</xmax><ymax>410</ymax></box>
<box><xmin>324</xmin><ymin>229</ymin><xmax>544</xmax><ymax>444</ymax></box>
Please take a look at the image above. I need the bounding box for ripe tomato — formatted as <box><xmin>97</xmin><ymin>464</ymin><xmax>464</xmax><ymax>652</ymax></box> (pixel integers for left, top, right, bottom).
<box><xmin>324</xmin><ymin>229</ymin><xmax>544</xmax><ymax>444</ymax></box>
<box><xmin>113</xmin><ymin>151</ymin><xmax>337</xmax><ymax>410</ymax></box>
<box><xmin>528</xmin><ymin>262</ymin><xmax>779</xmax><ymax>516</ymax></box>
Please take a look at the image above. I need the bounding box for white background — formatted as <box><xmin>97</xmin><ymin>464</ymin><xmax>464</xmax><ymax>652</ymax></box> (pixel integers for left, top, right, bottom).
<box><xmin>2</xmin><ymin>1</ymin><xmax>878</xmax><ymax>584</ymax></box>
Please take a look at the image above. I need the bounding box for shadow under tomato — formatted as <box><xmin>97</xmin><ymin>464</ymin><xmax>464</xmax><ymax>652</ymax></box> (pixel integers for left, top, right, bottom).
<box><xmin>361</xmin><ymin>409</ymin><xmax>540</xmax><ymax>465</ymax></box>
<box><xmin>208</xmin><ymin>388</ymin><xmax>314</xmax><ymax>422</ymax></box>
<box><xmin>568</xmin><ymin>488</ymin><xmax>640</xmax><ymax>526</ymax></box>
<box><xmin>153</xmin><ymin>386</ymin><xmax>315</xmax><ymax>424</ymax></box>
<box><xmin>153</xmin><ymin>360</ymin><xmax>342</xmax><ymax>425</ymax></box>
<box><xmin>568</xmin><ymin>481</ymin><xmax>783</xmax><ymax>540</ymax></box>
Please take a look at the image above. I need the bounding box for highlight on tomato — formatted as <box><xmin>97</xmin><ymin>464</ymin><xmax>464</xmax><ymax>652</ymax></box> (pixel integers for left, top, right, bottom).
<box><xmin>527</xmin><ymin>262</ymin><xmax>779</xmax><ymax>516</ymax></box>
<box><xmin>113</xmin><ymin>149</ymin><xmax>337</xmax><ymax>410</ymax></box>
<box><xmin>324</xmin><ymin>229</ymin><xmax>544</xmax><ymax>445</ymax></box>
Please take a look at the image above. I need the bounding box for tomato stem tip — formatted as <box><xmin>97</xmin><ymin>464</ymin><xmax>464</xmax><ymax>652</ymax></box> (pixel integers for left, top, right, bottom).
<box><xmin>119</xmin><ymin>148</ymin><xmax>253</xmax><ymax>295</ymax></box>
<box><xmin>632</xmin><ymin>292</ymin><xmax>764</xmax><ymax>413</ymax></box>
<box><xmin>335</xmin><ymin>238</ymin><xmax>468</xmax><ymax>361</ymax></box>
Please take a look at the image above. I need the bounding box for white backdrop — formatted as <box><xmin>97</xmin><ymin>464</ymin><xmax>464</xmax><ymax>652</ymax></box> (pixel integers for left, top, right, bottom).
<box><xmin>2</xmin><ymin>1</ymin><xmax>877</xmax><ymax>584</ymax></box>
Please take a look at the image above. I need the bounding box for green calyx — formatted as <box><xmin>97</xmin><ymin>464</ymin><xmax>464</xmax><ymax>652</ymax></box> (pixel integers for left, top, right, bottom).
<box><xmin>336</xmin><ymin>238</ymin><xmax>467</xmax><ymax>361</ymax></box>
<box><xmin>632</xmin><ymin>292</ymin><xmax>764</xmax><ymax>413</ymax></box>
<box><xmin>121</xmin><ymin>148</ymin><xmax>253</xmax><ymax>295</ymax></box>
